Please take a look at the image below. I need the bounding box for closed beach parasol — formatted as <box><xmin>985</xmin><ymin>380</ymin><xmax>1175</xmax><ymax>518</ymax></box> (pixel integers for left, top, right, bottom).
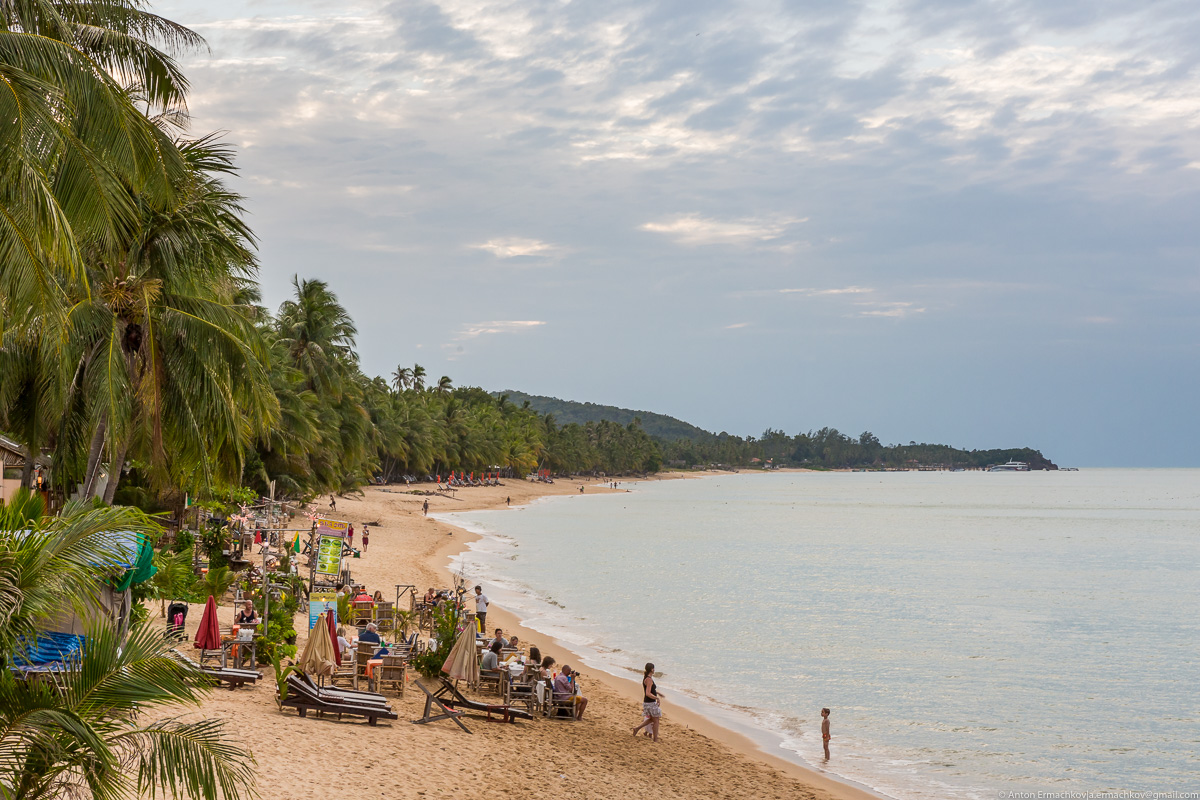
<box><xmin>441</xmin><ymin>622</ymin><xmax>480</xmax><ymax>685</ymax></box>
<box><xmin>325</xmin><ymin>606</ymin><xmax>341</xmax><ymax>666</ymax></box>
<box><xmin>298</xmin><ymin>611</ymin><xmax>337</xmax><ymax>677</ymax></box>
<box><xmin>194</xmin><ymin>595</ymin><xmax>220</xmax><ymax>652</ymax></box>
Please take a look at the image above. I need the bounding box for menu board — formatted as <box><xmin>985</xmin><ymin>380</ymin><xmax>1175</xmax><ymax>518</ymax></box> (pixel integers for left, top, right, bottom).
<box><xmin>314</xmin><ymin>534</ymin><xmax>344</xmax><ymax>578</ymax></box>
<box><xmin>308</xmin><ymin>592</ymin><xmax>337</xmax><ymax>629</ymax></box>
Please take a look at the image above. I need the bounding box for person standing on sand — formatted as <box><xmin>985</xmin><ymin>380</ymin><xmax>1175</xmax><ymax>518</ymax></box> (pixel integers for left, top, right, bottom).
<box><xmin>473</xmin><ymin>585</ymin><xmax>489</xmax><ymax>633</ymax></box>
<box><xmin>347</xmin><ymin>524</ymin><xmax>354</xmax><ymax>548</ymax></box>
<box><xmin>422</xmin><ymin>499</ymin><xmax>429</xmax><ymax>516</ymax></box>
<box><xmin>362</xmin><ymin>527</ymin><xmax>369</xmax><ymax>552</ymax></box>
<box><xmin>329</xmin><ymin>494</ymin><xmax>336</xmax><ymax>511</ymax></box>
<box><xmin>632</xmin><ymin>662</ymin><xmax>662</xmax><ymax>741</ymax></box>
<box><xmin>821</xmin><ymin>708</ymin><xmax>831</xmax><ymax>760</ymax></box>
<box><xmin>580</xmin><ymin>485</ymin><xmax>584</xmax><ymax>493</ymax></box>
<box><xmin>506</xmin><ymin>496</ymin><xmax>511</xmax><ymax>506</ymax></box>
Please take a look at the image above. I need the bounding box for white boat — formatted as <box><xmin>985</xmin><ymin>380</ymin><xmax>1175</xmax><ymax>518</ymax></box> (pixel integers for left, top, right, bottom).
<box><xmin>988</xmin><ymin>460</ymin><xmax>1030</xmax><ymax>472</ymax></box>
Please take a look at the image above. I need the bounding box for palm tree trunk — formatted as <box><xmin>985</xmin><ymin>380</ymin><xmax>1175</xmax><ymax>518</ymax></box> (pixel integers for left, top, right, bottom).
<box><xmin>101</xmin><ymin>438</ymin><xmax>130</xmax><ymax>505</ymax></box>
<box><xmin>82</xmin><ymin>415</ymin><xmax>108</xmax><ymax>498</ymax></box>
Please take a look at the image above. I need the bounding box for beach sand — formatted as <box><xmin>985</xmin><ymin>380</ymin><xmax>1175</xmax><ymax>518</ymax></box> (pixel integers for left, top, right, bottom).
<box><xmin>160</xmin><ymin>476</ymin><xmax>875</xmax><ymax>800</ymax></box>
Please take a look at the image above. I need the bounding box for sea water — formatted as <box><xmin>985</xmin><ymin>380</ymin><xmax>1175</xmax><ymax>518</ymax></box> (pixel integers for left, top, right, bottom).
<box><xmin>440</xmin><ymin>470</ymin><xmax>1200</xmax><ymax>799</ymax></box>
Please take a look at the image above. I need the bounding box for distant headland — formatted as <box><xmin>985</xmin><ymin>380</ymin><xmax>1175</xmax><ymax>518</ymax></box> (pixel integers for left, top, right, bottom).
<box><xmin>495</xmin><ymin>390</ymin><xmax>1059</xmax><ymax>472</ymax></box>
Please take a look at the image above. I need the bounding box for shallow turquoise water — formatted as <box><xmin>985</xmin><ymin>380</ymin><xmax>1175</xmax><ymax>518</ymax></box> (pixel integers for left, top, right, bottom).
<box><xmin>444</xmin><ymin>470</ymin><xmax>1200</xmax><ymax>799</ymax></box>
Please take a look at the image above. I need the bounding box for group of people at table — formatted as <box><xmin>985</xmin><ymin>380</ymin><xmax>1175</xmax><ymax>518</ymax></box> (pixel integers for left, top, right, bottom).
<box><xmin>479</xmin><ymin>627</ymin><xmax>589</xmax><ymax>720</ymax></box>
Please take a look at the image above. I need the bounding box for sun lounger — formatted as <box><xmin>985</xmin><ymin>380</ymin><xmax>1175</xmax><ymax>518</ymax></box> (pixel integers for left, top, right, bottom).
<box><xmin>293</xmin><ymin>672</ymin><xmax>391</xmax><ymax>708</ymax></box>
<box><xmin>169</xmin><ymin>649</ymin><xmax>260</xmax><ymax>689</ymax></box>
<box><xmin>281</xmin><ymin>674</ymin><xmax>398</xmax><ymax>726</ymax></box>
<box><xmin>412</xmin><ymin>679</ymin><xmax>471</xmax><ymax>733</ymax></box>
<box><xmin>434</xmin><ymin>677</ymin><xmax>533</xmax><ymax>723</ymax></box>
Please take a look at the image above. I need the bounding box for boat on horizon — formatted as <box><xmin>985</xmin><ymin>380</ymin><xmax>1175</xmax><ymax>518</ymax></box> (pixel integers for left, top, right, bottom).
<box><xmin>988</xmin><ymin>460</ymin><xmax>1030</xmax><ymax>472</ymax></box>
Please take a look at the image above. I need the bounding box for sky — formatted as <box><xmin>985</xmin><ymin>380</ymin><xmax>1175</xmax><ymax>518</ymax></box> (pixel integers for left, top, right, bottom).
<box><xmin>155</xmin><ymin>0</ymin><xmax>1200</xmax><ymax>467</ymax></box>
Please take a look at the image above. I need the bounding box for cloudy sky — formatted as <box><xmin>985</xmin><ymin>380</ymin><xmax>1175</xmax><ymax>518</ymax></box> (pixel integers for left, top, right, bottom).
<box><xmin>158</xmin><ymin>0</ymin><xmax>1200</xmax><ymax>466</ymax></box>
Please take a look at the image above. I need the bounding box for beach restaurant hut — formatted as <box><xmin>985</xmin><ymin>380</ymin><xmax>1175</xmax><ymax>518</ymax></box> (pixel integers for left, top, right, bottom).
<box><xmin>0</xmin><ymin>434</ymin><xmax>25</xmax><ymax>504</ymax></box>
<box><xmin>13</xmin><ymin>529</ymin><xmax>157</xmax><ymax>675</ymax></box>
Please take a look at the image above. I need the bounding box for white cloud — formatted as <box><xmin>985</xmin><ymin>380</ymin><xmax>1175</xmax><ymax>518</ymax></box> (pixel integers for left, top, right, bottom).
<box><xmin>344</xmin><ymin>185</ymin><xmax>415</xmax><ymax>197</ymax></box>
<box><xmin>724</xmin><ymin>322</ymin><xmax>750</xmax><ymax>329</ymax></box>
<box><xmin>471</xmin><ymin>238</ymin><xmax>562</xmax><ymax>259</ymax></box>
<box><xmin>856</xmin><ymin>302</ymin><xmax>926</xmax><ymax>318</ymax></box>
<box><xmin>641</xmin><ymin>215</ymin><xmax>806</xmax><ymax>247</ymax></box>
<box><xmin>779</xmin><ymin>286</ymin><xmax>873</xmax><ymax>296</ymax></box>
<box><xmin>443</xmin><ymin>320</ymin><xmax>547</xmax><ymax>360</ymax></box>
<box><xmin>454</xmin><ymin>320</ymin><xmax>546</xmax><ymax>340</ymax></box>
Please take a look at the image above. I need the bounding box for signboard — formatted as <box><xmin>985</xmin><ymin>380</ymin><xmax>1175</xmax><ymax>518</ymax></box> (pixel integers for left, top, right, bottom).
<box><xmin>315</xmin><ymin>517</ymin><xmax>349</xmax><ymax>535</ymax></box>
<box><xmin>314</xmin><ymin>534</ymin><xmax>344</xmax><ymax>579</ymax></box>
<box><xmin>309</xmin><ymin>591</ymin><xmax>337</xmax><ymax>630</ymax></box>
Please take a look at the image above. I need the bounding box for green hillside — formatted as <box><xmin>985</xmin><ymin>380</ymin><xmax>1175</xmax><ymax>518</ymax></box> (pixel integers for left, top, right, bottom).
<box><xmin>494</xmin><ymin>391</ymin><xmax>712</xmax><ymax>441</ymax></box>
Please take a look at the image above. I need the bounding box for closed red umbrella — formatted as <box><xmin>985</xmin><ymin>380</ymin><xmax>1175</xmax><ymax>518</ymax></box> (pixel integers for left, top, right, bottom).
<box><xmin>194</xmin><ymin>595</ymin><xmax>220</xmax><ymax>651</ymax></box>
<box><xmin>325</xmin><ymin>608</ymin><xmax>341</xmax><ymax>666</ymax></box>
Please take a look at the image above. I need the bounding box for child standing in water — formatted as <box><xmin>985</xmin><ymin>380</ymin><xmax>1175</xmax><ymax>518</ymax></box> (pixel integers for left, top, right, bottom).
<box><xmin>821</xmin><ymin>708</ymin><xmax>831</xmax><ymax>760</ymax></box>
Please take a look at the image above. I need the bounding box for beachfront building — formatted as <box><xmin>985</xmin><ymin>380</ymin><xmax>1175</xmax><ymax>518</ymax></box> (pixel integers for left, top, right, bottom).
<box><xmin>0</xmin><ymin>434</ymin><xmax>24</xmax><ymax>503</ymax></box>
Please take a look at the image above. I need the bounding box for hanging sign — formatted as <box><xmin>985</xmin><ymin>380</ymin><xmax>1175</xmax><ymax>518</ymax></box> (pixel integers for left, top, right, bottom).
<box><xmin>315</xmin><ymin>517</ymin><xmax>349</xmax><ymax>535</ymax></box>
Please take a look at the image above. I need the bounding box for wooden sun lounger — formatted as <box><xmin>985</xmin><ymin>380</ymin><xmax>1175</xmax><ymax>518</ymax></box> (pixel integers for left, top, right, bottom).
<box><xmin>412</xmin><ymin>679</ymin><xmax>471</xmax><ymax>733</ymax></box>
<box><xmin>294</xmin><ymin>672</ymin><xmax>391</xmax><ymax>708</ymax></box>
<box><xmin>281</xmin><ymin>674</ymin><xmax>398</xmax><ymax>726</ymax></box>
<box><xmin>169</xmin><ymin>649</ymin><xmax>260</xmax><ymax>689</ymax></box>
<box><xmin>433</xmin><ymin>677</ymin><xmax>533</xmax><ymax>723</ymax></box>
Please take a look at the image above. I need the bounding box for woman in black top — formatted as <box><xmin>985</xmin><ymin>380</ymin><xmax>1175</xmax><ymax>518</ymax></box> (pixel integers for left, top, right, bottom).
<box><xmin>632</xmin><ymin>662</ymin><xmax>662</xmax><ymax>741</ymax></box>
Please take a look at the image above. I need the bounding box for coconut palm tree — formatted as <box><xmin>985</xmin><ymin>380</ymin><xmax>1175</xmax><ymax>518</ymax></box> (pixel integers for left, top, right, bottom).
<box><xmin>390</xmin><ymin>366</ymin><xmax>411</xmax><ymax>393</ymax></box>
<box><xmin>410</xmin><ymin>364</ymin><xmax>426</xmax><ymax>392</ymax></box>
<box><xmin>435</xmin><ymin>375</ymin><xmax>453</xmax><ymax>394</ymax></box>
<box><xmin>58</xmin><ymin>137</ymin><xmax>276</xmax><ymax>501</ymax></box>
<box><xmin>0</xmin><ymin>493</ymin><xmax>257</xmax><ymax>800</ymax></box>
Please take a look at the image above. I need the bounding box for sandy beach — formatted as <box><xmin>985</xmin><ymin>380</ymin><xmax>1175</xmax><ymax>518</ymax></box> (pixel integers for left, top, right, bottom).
<box><xmin>162</xmin><ymin>476</ymin><xmax>875</xmax><ymax>800</ymax></box>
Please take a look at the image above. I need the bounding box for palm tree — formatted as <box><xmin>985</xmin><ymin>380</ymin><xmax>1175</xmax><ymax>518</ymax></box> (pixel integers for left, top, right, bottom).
<box><xmin>0</xmin><ymin>492</ymin><xmax>257</xmax><ymax>800</ymax></box>
<box><xmin>58</xmin><ymin>137</ymin><xmax>276</xmax><ymax>501</ymax></box>
<box><xmin>435</xmin><ymin>375</ymin><xmax>453</xmax><ymax>394</ymax></box>
<box><xmin>0</xmin><ymin>622</ymin><xmax>257</xmax><ymax>800</ymax></box>
<box><xmin>391</xmin><ymin>365</ymin><xmax>411</xmax><ymax>393</ymax></box>
<box><xmin>410</xmin><ymin>364</ymin><xmax>426</xmax><ymax>392</ymax></box>
<box><xmin>276</xmin><ymin>276</ymin><xmax>358</xmax><ymax>398</ymax></box>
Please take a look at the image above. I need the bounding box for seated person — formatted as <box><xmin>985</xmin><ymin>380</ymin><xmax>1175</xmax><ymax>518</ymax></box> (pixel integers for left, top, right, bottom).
<box><xmin>353</xmin><ymin>586</ymin><xmax>371</xmax><ymax>602</ymax></box>
<box><xmin>235</xmin><ymin>600</ymin><xmax>259</xmax><ymax>626</ymax></box>
<box><xmin>507</xmin><ymin>634</ymin><xmax>520</xmax><ymax>651</ymax></box>
<box><xmin>480</xmin><ymin>640</ymin><xmax>503</xmax><ymax>678</ymax></box>
<box><xmin>372</xmin><ymin>590</ymin><xmax>384</xmax><ymax>603</ymax></box>
<box><xmin>423</xmin><ymin>587</ymin><xmax>437</xmax><ymax>606</ymax></box>
<box><xmin>358</xmin><ymin>622</ymin><xmax>382</xmax><ymax>645</ymax></box>
<box><xmin>552</xmin><ymin>665</ymin><xmax>589</xmax><ymax>720</ymax></box>
<box><xmin>336</xmin><ymin>626</ymin><xmax>352</xmax><ymax>659</ymax></box>
<box><xmin>538</xmin><ymin>655</ymin><xmax>555</xmax><ymax>681</ymax></box>
<box><xmin>358</xmin><ymin>622</ymin><xmax>387</xmax><ymax>658</ymax></box>
<box><xmin>489</xmin><ymin>628</ymin><xmax>508</xmax><ymax>649</ymax></box>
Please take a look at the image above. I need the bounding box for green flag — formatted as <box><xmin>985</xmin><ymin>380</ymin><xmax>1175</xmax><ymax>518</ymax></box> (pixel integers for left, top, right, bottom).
<box><xmin>292</xmin><ymin>533</ymin><xmax>301</xmax><ymax>554</ymax></box>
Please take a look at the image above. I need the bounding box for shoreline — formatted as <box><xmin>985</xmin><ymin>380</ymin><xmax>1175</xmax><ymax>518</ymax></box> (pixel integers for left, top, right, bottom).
<box><xmin>418</xmin><ymin>475</ymin><xmax>884</xmax><ymax>800</ymax></box>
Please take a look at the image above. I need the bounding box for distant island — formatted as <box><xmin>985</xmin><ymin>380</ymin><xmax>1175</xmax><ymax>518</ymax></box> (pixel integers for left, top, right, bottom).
<box><xmin>495</xmin><ymin>390</ymin><xmax>1059</xmax><ymax>471</ymax></box>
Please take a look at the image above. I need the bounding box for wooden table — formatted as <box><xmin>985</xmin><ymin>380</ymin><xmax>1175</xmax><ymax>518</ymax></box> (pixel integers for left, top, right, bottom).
<box><xmin>220</xmin><ymin>637</ymin><xmax>257</xmax><ymax>669</ymax></box>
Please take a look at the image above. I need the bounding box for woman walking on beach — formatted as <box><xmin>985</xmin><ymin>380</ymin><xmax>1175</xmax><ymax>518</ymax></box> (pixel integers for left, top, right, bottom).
<box><xmin>632</xmin><ymin>662</ymin><xmax>662</xmax><ymax>742</ymax></box>
<box><xmin>362</xmin><ymin>527</ymin><xmax>369</xmax><ymax>551</ymax></box>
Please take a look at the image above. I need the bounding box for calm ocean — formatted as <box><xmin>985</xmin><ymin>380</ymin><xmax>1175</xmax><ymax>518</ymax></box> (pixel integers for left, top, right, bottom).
<box><xmin>441</xmin><ymin>470</ymin><xmax>1200</xmax><ymax>799</ymax></box>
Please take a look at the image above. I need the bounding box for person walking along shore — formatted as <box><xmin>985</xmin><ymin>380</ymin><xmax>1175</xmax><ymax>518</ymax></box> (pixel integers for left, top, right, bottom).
<box><xmin>632</xmin><ymin>662</ymin><xmax>662</xmax><ymax>742</ymax></box>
